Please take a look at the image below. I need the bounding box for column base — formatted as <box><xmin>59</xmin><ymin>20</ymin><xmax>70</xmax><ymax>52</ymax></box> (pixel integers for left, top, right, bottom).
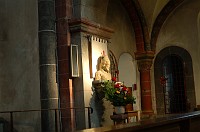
<box><xmin>142</xmin><ymin>110</ymin><xmax>154</xmax><ymax>114</ymax></box>
<box><xmin>140</xmin><ymin>110</ymin><xmax>155</xmax><ymax>120</ymax></box>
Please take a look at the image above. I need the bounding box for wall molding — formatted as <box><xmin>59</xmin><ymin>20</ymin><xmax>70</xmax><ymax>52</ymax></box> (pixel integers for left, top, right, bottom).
<box><xmin>69</xmin><ymin>18</ymin><xmax>114</xmax><ymax>39</ymax></box>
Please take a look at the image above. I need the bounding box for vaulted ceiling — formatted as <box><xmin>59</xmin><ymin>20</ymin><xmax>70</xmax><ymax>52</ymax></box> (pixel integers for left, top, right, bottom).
<box><xmin>122</xmin><ymin>0</ymin><xmax>185</xmax><ymax>52</ymax></box>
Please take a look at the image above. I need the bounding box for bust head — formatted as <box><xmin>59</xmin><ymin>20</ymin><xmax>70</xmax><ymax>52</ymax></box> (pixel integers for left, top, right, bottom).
<box><xmin>94</xmin><ymin>55</ymin><xmax>111</xmax><ymax>81</ymax></box>
<box><xmin>98</xmin><ymin>55</ymin><xmax>110</xmax><ymax>72</ymax></box>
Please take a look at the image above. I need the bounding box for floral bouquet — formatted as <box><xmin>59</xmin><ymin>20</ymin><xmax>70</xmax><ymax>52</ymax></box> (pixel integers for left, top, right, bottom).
<box><xmin>101</xmin><ymin>77</ymin><xmax>136</xmax><ymax>106</ymax></box>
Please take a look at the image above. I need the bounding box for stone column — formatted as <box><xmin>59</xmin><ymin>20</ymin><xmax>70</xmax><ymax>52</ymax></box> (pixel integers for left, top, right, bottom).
<box><xmin>38</xmin><ymin>0</ymin><xmax>59</xmax><ymax>131</ymax></box>
<box><xmin>136</xmin><ymin>52</ymin><xmax>154</xmax><ymax>114</ymax></box>
<box><xmin>55</xmin><ymin>0</ymin><xmax>73</xmax><ymax>131</ymax></box>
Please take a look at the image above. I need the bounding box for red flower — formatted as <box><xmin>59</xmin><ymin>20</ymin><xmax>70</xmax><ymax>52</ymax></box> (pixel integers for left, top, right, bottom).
<box><xmin>122</xmin><ymin>86</ymin><xmax>127</xmax><ymax>91</ymax></box>
<box><xmin>160</xmin><ymin>76</ymin><xmax>168</xmax><ymax>85</ymax></box>
<box><xmin>114</xmin><ymin>83</ymin><xmax>120</xmax><ymax>88</ymax></box>
<box><xmin>112</xmin><ymin>77</ymin><xmax>117</xmax><ymax>82</ymax></box>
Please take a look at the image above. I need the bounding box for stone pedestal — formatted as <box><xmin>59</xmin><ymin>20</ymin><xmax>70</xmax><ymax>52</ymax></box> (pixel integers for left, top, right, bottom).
<box><xmin>110</xmin><ymin>114</ymin><xmax>128</xmax><ymax>125</ymax></box>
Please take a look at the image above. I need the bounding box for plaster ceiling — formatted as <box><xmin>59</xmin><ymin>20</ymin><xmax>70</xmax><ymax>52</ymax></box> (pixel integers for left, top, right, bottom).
<box><xmin>138</xmin><ymin>0</ymin><xmax>169</xmax><ymax>30</ymax></box>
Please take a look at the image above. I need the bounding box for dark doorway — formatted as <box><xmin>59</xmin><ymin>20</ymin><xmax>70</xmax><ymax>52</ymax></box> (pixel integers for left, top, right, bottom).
<box><xmin>154</xmin><ymin>46</ymin><xmax>196</xmax><ymax>115</ymax></box>
<box><xmin>162</xmin><ymin>55</ymin><xmax>186</xmax><ymax>114</ymax></box>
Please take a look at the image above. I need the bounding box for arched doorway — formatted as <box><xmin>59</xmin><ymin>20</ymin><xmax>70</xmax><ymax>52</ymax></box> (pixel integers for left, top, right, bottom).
<box><xmin>154</xmin><ymin>46</ymin><xmax>196</xmax><ymax>115</ymax></box>
<box><xmin>162</xmin><ymin>55</ymin><xmax>186</xmax><ymax>114</ymax></box>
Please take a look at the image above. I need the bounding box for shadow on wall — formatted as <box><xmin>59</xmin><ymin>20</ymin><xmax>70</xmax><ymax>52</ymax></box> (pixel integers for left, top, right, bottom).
<box><xmin>90</xmin><ymin>87</ymin><xmax>105</xmax><ymax>127</ymax></box>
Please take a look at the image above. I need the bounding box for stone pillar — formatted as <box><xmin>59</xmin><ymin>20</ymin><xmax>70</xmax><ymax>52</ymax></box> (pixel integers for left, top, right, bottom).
<box><xmin>136</xmin><ymin>52</ymin><xmax>154</xmax><ymax>114</ymax></box>
<box><xmin>55</xmin><ymin>0</ymin><xmax>74</xmax><ymax>131</ymax></box>
<box><xmin>38</xmin><ymin>0</ymin><xmax>59</xmax><ymax>131</ymax></box>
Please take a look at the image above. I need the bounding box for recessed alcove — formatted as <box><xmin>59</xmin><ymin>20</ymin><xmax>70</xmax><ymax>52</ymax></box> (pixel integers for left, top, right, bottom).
<box><xmin>154</xmin><ymin>46</ymin><xmax>196</xmax><ymax>115</ymax></box>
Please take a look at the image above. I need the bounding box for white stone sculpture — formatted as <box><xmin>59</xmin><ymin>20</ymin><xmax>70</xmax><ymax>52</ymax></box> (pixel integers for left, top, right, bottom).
<box><xmin>94</xmin><ymin>55</ymin><xmax>111</xmax><ymax>81</ymax></box>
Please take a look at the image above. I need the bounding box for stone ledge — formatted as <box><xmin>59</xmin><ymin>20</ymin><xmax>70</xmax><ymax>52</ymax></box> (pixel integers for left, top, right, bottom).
<box><xmin>69</xmin><ymin>18</ymin><xmax>114</xmax><ymax>39</ymax></box>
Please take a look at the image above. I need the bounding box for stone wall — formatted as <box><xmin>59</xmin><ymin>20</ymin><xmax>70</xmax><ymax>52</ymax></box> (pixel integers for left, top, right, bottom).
<box><xmin>152</xmin><ymin>0</ymin><xmax>200</xmax><ymax>112</ymax></box>
<box><xmin>0</xmin><ymin>0</ymin><xmax>41</xmax><ymax>131</ymax></box>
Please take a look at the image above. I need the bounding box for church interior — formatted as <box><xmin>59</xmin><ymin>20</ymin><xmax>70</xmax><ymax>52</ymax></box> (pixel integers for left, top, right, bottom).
<box><xmin>1</xmin><ymin>0</ymin><xmax>200</xmax><ymax>131</ymax></box>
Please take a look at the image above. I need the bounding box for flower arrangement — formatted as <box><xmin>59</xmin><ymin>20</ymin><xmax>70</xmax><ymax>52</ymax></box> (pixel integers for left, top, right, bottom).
<box><xmin>101</xmin><ymin>77</ymin><xmax>136</xmax><ymax>106</ymax></box>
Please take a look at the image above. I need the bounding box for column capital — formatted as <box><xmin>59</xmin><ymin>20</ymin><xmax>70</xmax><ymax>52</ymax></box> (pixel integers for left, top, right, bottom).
<box><xmin>137</xmin><ymin>59</ymin><xmax>153</xmax><ymax>71</ymax></box>
<box><xmin>135</xmin><ymin>51</ymin><xmax>155</xmax><ymax>71</ymax></box>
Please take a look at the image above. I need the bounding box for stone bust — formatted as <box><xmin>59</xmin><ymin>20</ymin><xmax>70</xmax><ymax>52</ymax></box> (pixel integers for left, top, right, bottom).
<box><xmin>94</xmin><ymin>55</ymin><xmax>111</xmax><ymax>81</ymax></box>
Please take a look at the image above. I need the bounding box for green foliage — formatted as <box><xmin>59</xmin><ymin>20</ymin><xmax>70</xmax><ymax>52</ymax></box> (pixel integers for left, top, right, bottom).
<box><xmin>125</xmin><ymin>94</ymin><xmax>136</xmax><ymax>104</ymax></box>
<box><xmin>101</xmin><ymin>80</ymin><xmax>136</xmax><ymax>106</ymax></box>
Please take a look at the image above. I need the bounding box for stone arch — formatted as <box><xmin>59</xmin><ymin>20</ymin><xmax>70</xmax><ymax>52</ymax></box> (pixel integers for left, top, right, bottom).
<box><xmin>121</xmin><ymin>0</ymin><xmax>145</xmax><ymax>52</ymax></box>
<box><xmin>154</xmin><ymin>46</ymin><xmax>196</xmax><ymax>115</ymax></box>
<box><xmin>151</xmin><ymin>0</ymin><xmax>184</xmax><ymax>51</ymax></box>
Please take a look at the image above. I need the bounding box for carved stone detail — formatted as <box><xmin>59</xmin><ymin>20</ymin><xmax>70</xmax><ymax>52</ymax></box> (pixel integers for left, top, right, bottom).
<box><xmin>135</xmin><ymin>51</ymin><xmax>154</xmax><ymax>71</ymax></box>
<box><xmin>137</xmin><ymin>59</ymin><xmax>153</xmax><ymax>71</ymax></box>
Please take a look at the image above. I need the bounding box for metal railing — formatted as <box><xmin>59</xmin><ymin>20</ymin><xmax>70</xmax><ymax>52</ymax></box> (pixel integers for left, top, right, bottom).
<box><xmin>0</xmin><ymin>107</ymin><xmax>93</xmax><ymax>132</ymax></box>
